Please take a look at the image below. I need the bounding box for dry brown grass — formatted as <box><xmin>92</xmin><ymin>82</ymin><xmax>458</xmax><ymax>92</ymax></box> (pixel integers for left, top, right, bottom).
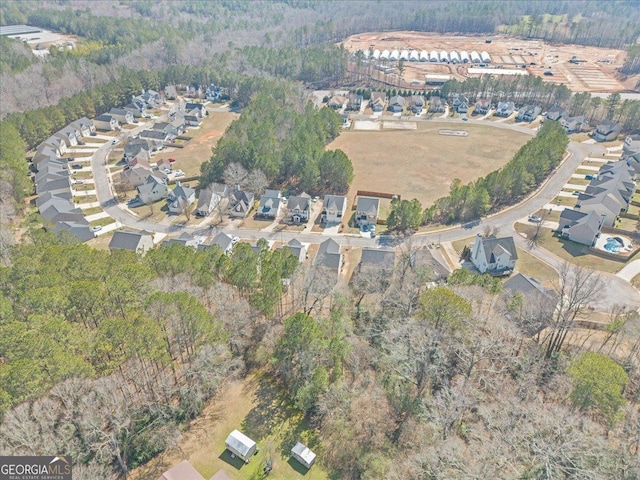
<box><xmin>152</xmin><ymin>112</ymin><xmax>239</xmax><ymax>178</ymax></box>
<box><xmin>328</xmin><ymin>121</ymin><xmax>529</xmax><ymax>211</ymax></box>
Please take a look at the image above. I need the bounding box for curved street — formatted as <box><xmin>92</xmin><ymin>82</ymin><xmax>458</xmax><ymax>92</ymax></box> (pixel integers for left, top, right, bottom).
<box><xmin>90</xmin><ymin>115</ymin><xmax>640</xmax><ymax>310</ymax></box>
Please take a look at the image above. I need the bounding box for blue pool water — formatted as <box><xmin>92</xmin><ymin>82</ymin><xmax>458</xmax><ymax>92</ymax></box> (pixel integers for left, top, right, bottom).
<box><xmin>603</xmin><ymin>237</ymin><xmax>623</xmax><ymax>253</ymax></box>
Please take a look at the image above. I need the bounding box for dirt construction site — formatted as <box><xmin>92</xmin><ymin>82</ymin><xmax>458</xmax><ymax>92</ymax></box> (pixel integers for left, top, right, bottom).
<box><xmin>341</xmin><ymin>32</ymin><xmax>634</xmax><ymax>92</ymax></box>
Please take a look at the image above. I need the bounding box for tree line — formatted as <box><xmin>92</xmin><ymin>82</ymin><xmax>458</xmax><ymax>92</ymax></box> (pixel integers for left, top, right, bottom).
<box><xmin>200</xmin><ymin>85</ymin><xmax>354</xmax><ymax>194</ymax></box>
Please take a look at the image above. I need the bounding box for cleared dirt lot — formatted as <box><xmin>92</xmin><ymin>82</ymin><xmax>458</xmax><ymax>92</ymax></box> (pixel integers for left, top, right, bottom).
<box><xmin>341</xmin><ymin>32</ymin><xmax>633</xmax><ymax>92</ymax></box>
<box><xmin>327</xmin><ymin>121</ymin><xmax>530</xmax><ymax>208</ymax></box>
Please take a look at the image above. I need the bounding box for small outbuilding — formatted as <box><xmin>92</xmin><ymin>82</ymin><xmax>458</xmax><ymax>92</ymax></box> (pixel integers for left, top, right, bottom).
<box><xmin>225</xmin><ymin>430</ymin><xmax>257</xmax><ymax>463</ymax></box>
<box><xmin>291</xmin><ymin>442</ymin><xmax>316</xmax><ymax>469</ymax></box>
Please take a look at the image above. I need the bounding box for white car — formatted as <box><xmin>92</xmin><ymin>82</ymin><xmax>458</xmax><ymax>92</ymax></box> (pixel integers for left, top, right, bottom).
<box><xmin>112</xmin><ymin>139</ymin><xmax>118</xmax><ymax>144</ymax></box>
<box><xmin>72</xmin><ymin>180</ymin><xmax>84</xmax><ymax>185</ymax></box>
<box><xmin>528</xmin><ymin>215</ymin><xmax>542</xmax><ymax>223</ymax></box>
<box><xmin>91</xmin><ymin>226</ymin><xmax>102</xmax><ymax>232</ymax></box>
<box><xmin>231</xmin><ymin>236</ymin><xmax>240</xmax><ymax>245</ymax></box>
<box><xmin>174</xmin><ymin>170</ymin><xmax>185</xmax><ymax>178</ymax></box>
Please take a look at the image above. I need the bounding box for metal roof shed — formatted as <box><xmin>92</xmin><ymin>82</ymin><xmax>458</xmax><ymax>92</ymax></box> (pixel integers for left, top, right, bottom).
<box><xmin>225</xmin><ymin>430</ymin><xmax>257</xmax><ymax>463</ymax></box>
<box><xmin>291</xmin><ymin>442</ymin><xmax>316</xmax><ymax>469</ymax></box>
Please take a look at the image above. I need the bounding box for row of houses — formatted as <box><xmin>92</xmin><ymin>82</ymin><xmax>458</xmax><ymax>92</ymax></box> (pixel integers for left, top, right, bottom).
<box><xmin>365</xmin><ymin>49</ymin><xmax>491</xmax><ymax>64</ymax></box>
<box><xmin>32</xmin><ymin>117</ymin><xmax>98</xmax><ymax>241</ymax></box>
<box><xmin>560</xmin><ymin>159</ymin><xmax>637</xmax><ymax>246</ymax></box>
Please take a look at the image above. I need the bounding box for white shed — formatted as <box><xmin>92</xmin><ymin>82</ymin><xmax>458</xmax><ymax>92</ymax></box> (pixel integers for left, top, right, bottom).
<box><xmin>400</xmin><ymin>49</ymin><xmax>410</xmax><ymax>61</ymax></box>
<box><xmin>390</xmin><ymin>49</ymin><xmax>400</xmax><ymax>61</ymax></box>
<box><xmin>372</xmin><ymin>49</ymin><xmax>381</xmax><ymax>59</ymax></box>
<box><xmin>439</xmin><ymin>50</ymin><xmax>449</xmax><ymax>63</ymax></box>
<box><xmin>409</xmin><ymin>50</ymin><xmax>419</xmax><ymax>62</ymax></box>
<box><xmin>380</xmin><ymin>49</ymin><xmax>390</xmax><ymax>60</ymax></box>
<box><xmin>225</xmin><ymin>430</ymin><xmax>257</xmax><ymax>463</ymax></box>
<box><xmin>480</xmin><ymin>51</ymin><xmax>492</xmax><ymax>63</ymax></box>
<box><xmin>449</xmin><ymin>51</ymin><xmax>460</xmax><ymax>63</ymax></box>
<box><xmin>419</xmin><ymin>50</ymin><xmax>429</xmax><ymax>61</ymax></box>
<box><xmin>429</xmin><ymin>50</ymin><xmax>439</xmax><ymax>62</ymax></box>
<box><xmin>460</xmin><ymin>50</ymin><xmax>470</xmax><ymax>63</ymax></box>
<box><xmin>291</xmin><ymin>442</ymin><xmax>316</xmax><ymax>469</ymax></box>
<box><xmin>470</xmin><ymin>51</ymin><xmax>481</xmax><ymax>63</ymax></box>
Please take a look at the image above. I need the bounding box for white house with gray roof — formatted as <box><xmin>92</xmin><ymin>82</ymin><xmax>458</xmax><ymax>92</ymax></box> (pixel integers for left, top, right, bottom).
<box><xmin>196</xmin><ymin>183</ymin><xmax>228</xmax><ymax>217</ymax></box>
<box><xmin>286</xmin><ymin>195</ymin><xmax>311</xmax><ymax>224</ymax></box>
<box><xmin>137</xmin><ymin>175</ymin><xmax>168</xmax><ymax>204</ymax></box>
<box><xmin>355</xmin><ymin>197</ymin><xmax>380</xmax><ymax>227</ymax></box>
<box><xmin>258</xmin><ymin>190</ymin><xmax>282</xmax><ymax>219</ymax></box>
<box><xmin>109</xmin><ymin>230</ymin><xmax>154</xmax><ymax>254</ymax></box>
<box><xmin>470</xmin><ymin>235</ymin><xmax>517</xmax><ymax>275</ymax></box>
<box><xmin>94</xmin><ymin>114</ymin><xmax>120</xmax><ymax>131</ymax></box>
<box><xmin>314</xmin><ymin>238</ymin><xmax>342</xmax><ymax>271</ymax></box>
<box><xmin>109</xmin><ymin>108</ymin><xmax>134</xmax><ymax>125</ymax></box>
<box><xmin>283</xmin><ymin>238</ymin><xmax>307</xmax><ymax>262</ymax></box>
<box><xmin>168</xmin><ymin>182</ymin><xmax>196</xmax><ymax>214</ymax></box>
<box><xmin>321</xmin><ymin>195</ymin><xmax>347</xmax><ymax>224</ymax></box>
<box><xmin>559</xmin><ymin>209</ymin><xmax>603</xmax><ymax>246</ymax></box>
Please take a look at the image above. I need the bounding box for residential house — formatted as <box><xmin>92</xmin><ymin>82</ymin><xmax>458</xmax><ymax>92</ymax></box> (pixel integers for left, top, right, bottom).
<box><xmin>452</xmin><ymin>94</ymin><xmax>469</xmax><ymax>114</ymax></box>
<box><xmin>283</xmin><ymin>238</ymin><xmax>307</xmax><ymax>262</ymax></box>
<box><xmin>287</xmin><ymin>195</ymin><xmax>311</xmax><ymax>224</ymax></box>
<box><xmin>355</xmin><ymin>196</ymin><xmax>380</xmax><ymax>227</ymax></box>
<box><xmin>109</xmin><ymin>107</ymin><xmax>134</xmax><ymax>125</ymax></box>
<box><xmin>123</xmin><ymin>100</ymin><xmax>147</xmax><ymax>118</ymax></box>
<box><xmin>359</xmin><ymin>247</ymin><xmax>395</xmax><ymax>272</ymax></box>
<box><xmin>36</xmin><ymin>190</ymin><xmax>72</xmax><ymax>210</ymax></box>
<box><xmin>185</xmin><ymin>102</ymin><xmax>207</xmax><ymax>118</ymax></box>
<box><xmin>328</xmin><ymin>95</ymin><xmax>347</xmax><ymax>109</ymax></box>
<box><xmin>94</xmin><ymin>114</ymin><xmax>120</xmax><ymax>131</ymax></box>
<box><xmin>429</xmin><ymin>96</ymin><xmax>445</xmax><ymax>113</ymax></box>
<box><xmin>560</xmin><ymin>115</ymin><xmax>588</xmax><ymax>134</ymax></box>
<box><xmin>388</xmin><ymin>95</ymin><xmax>405</xmax><ymax>113</ymax></box>
<box><xmin>54</xmin><ymin>125</ymin><xmax>81</xmax><ymax>147</ymax></box>
<box><xmin>137</xmin><ymin>175</ymin><xmax>168</xmax><ymax>204</ymax></box>
<box><xmin>183</xmin><ymin>110</ymin><xmax>203</xmax><ymax>126</ymax></box>
<box><xmin>623</xmin><ymin>134</ymin><xmax>640</xmax><ymax>155</ymax></box>
<box><xmin>407</xmin><ymin>247</ymin><xmax>451</xmax><ymax>279</ymax></box>
<box><xmin>545</xmin><ymin>105</ymin><xmax>566</xmax><ymax>122</ymax></box>
<box><xmin>124</xmin><ymin>138</ymin><xmax>152</xmax><ymax>163</ymax></box>
<box><xmin>207</xmin><ymin>232</ymin><xmax>234</xmax><ymax>255</ymax></box>
<box><xmin>409</xmin><ymin>95</ymin><xmax>425</xmax><ymax>114</ymax></box>
<box><xmin>205</xmin><ymin>83</ymin><xmax>222</xmax><ymax>102</ymax></box>
<box><xmin>42</xmin><ymin>136</ymin><xmax>67</xmax><ymax>157</ymax></box>
<box><xmin>314</xmin><ymin>238</ymin><xmax>342</xmax><ymax>271</ymax></box>
<box><xmin>157</xmin><ymin>460</ymin><xmax>205</xmax><ymax>480</ymax></box>
<box><xmin>228</xmin><ymin>187</ymin><xmax>254</xmax><ymax>218</ymax></box>
<box><xmin>577</xmin><ymin>189</ymin><xmax>627</xmax><ymax>227</ymax></box>
<box><xmin>517</xmin><ymin>105</ymin><xmax>542</xmax><ymax>123</ymax></box>
<box><xmin>347</xmin><ymin>92</ymin><xmax>363</xmax><ymax>111</ymax></box>
<box><xmin>258</xmin><ymin>189</ymin><xmax>282</xmax><ymax>219</ymax></box>
<box><xmin>370</xmin><ymin>92</ymin><xmax>386</xmax><ymax>112</ymax></box>
<box><xmin>54</xmin><ymin>219</ymin><xmax>94</xmax><ymax>242</ymax></box>
<box><xmin>32</xmin><ymin>145</ymin><xmax>60</xmax><ymax>164</ymax></box>
<box><xmin>164</xmin><ymin>85</ymin><xmax>178</xmax><ymax>101</ymax></box>
<box><xmin>122</xmin><ymin>165</ymin><xmax>154</xmax><ymax>188</ymax></box>
<box><xmin>152</xmin><ymin>122</ymin><xmax>181</xmax><ymax>138</ymax></box>
<box><xmin>40</xmin><ymin>201</ymin><xmax>83</xmax><ymax>224</ymax></box>
<box><xmin>170</xmin><ymin>116</ymin><xmax>186</xmax><ymax>134</ymax></box>
<box><xmin>163</xmin><ymin>232</ymin><xmax>199</xmax><ymax>249</ymax></box>
<box><xmin>470</xmin><ymin>235</ymin><xmax>518</xmax><ymax>275</ymax></box>
<box><xmin>494</xmin><ymin>101</ymin><xmax>515</xmax><ymax>117</ymax></box>
<box><xmin>196</xmin><ymin>183</ymin><xmax>228</xmax><ymax>217</ymax></box>
<box><xmin>167</xmin><ymin>182</ymin><xmax>196</xmax><ymax>214</ymax></box>
<box><xmin>504</xmin><ymin>273</ymin><xmax>555</xmax><ymax>301</ymax></box>
<box><xmin>559</xmin><ymin>209</ymin><xmax>603</xmax><ymax>246</ymax></box>
<box><xmin>136</xmin><ymin>89</ymin><xmax>161</xmax><ymax>107</ymax></box>
<box><xmin>139</xmin><ymin>129</ymin><xmax>172</xmax><ymax>143</ymax></box>
<box><xmin>474</xmin><ymin>98</ymin><xmax>491</xmax><ymax>115</ymax></box>
<box><xmin>36</xmin><ymin>176</ymin><xmax>71</xmax><ymax>195</ymax></box>
<box><xmin>73</xmin><ymin>117</ymin><xmax>95</xmax><ymax>136</ymax></box>
<box><xmin>109</xmin><ymin>230</ymin><xmax>155</xmax><ymax>254</ymax></box>
<box><xmin>593</xmin><ymin>119</ymin><xmax>622</xmax><ymax>142</ymax></box>
<box><xmin>321</xmin><ymin>195</ymin><xmax>347</xmax><ymax>224</ymax></box>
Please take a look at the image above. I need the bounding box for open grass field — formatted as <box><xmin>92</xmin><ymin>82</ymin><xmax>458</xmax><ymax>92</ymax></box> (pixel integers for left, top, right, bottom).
<box><xmin>328</xmin><ymin>121</ymin><xmax>530</xmax><ymax>212</ymax></box>
<box><xmin>514</xmin><ymin>246</ymin><xmax>558</xmax><ymax>287</ymax></box>
<box><xmin>152</xmin><ymin>111</ymin><xmax>239</xmax><ymax>179</ymax></box>
<box><xmin>128</xmin><ymin>374</ymin><xmax>329</xmax><ymax>480</ymax></box>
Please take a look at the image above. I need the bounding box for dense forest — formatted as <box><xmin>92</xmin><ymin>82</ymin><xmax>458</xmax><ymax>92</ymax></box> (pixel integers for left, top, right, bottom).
<box><xmin>1</xmin><ymin>231</ymin><xmax>639</xmax><ymax>478</ymax></box>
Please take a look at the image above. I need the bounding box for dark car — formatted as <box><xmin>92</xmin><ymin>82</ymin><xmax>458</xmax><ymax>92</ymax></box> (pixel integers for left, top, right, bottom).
<box><xmin>71</xmin><ymin>164</ymin><xmax>83</xmax><ymax>170</ymax></box>
<box><xmin>90</xmin><ymin>132</ymin><xmax>97</xmax><ymax>136</ymax></box>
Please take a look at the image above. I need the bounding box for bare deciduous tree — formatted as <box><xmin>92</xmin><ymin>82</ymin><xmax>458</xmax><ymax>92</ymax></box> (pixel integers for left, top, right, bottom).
<box><xmin>223</xmin><ymin>162</ymin><xmax>248</xmax><ymax>187</ymax></box>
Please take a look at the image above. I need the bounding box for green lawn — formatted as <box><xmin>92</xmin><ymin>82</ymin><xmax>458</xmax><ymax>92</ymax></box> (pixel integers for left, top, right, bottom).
<box><xmin>81</xmin><ymin>206</ymin><xmax>103</xmax><ymax>215</ymax></box>
<box><xmin>514</xmin><ymin>247</ymin><xmax>558</xmax><ymax>286</ymax></box>
<box><xmin>89</xmin><ymin>217</ymin><xmax>116</xmax><ymax>228</ymax></box>
<box><xmin>514</xmin><ymin>223</ymin><xmax>636</xmax><ymax>273</ymax></box>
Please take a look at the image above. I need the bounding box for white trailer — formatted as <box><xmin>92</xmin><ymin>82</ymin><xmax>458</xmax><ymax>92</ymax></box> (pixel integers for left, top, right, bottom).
<box><xmin>225</xmin><ymin>430</ymin><xmax>257</xmax><ymax>463</ymax></box>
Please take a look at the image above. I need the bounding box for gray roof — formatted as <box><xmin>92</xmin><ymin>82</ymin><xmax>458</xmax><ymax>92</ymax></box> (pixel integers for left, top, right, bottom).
<box><xmin>323</xmin><ymin>195</ymin><xmax>346</xmax><ymax>211</ymax></box>
<box><xmin>109</xmin><ymin>230</ymin><xmax>153</xmax><ymax>251</ymax></box>
<box><xmin>360</xmin><ymin>247</ymin><xmax>395</xmax><ymax>269</ymax></box>
<box><xmin>110</xmin><ymin>107</ymin><xmax>131</xmax><ymax>116</ymax></box>
<box><xmin>559</xmin><ymin>208</ymin><xmax>588</xmax><ymax>226</ymax></box>
<box><xmin>157</xmin><ymin>460</ymin><xmax>205</xmax><ymax>480</ymax></box>
<box><xmin>170</xmin><ymin>184</ymin><xmax>195</xmax><ymax>200</ymax></box>
<box><xmin>315</xmin><ymin>238</ymin><xmax>341</xmax><ymax>269</ymax></box>
<box><xmin>475</xmin><ymin>236</ymin><xmax>518</xmax><ymax>264</ymax></box>
<box><xmin>140</xmin><ymin>130</ymin><xmax>168</xmax><ymax>140</ymax></box>
<box><xmin>287</xmin><ymin>195</ymin><xmax>310</xmax><ymax>211</ymax></box>
<box><xmin>36</xmin><ymin>190</ymin><xmax>72</xmax><ymax>209</ymax></box>
<box><xmin>356</xmin><ymin>196</ymin><xmax>380</xmax><ymax>214</ymax></box>
<box><xmin>54</xmin><ymin>220</ymin><xmax>94</xmax><ymax>242</ymax></box>
<box><xmin>40</xmin><ymin>202</ymin><xmax>83</xmax><ymax>223</ymax></box>
<box><xmin>504</xmin><ymin>273</ymin><xmax>553</xmax><ymax>299</ymax></box>
<box><xmin>225</xmin><ymin>430</ymin><xmax>255</xmax><ymax>458</ymax></box>
<box><xmin>211</xmin><ymin>232</ymin><xmax>233</xmax><ymax>251</ymax></box>
<box><xmin>95</xmin><ymin>114</ymin><xmax>115</xmax><ymax>122</ymax></box>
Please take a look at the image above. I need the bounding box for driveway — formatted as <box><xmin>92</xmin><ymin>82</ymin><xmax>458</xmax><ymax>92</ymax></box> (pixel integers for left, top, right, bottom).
<box><xmin>617</xmin><ymin>260</ymin><xmax>640</xmax><ymax>282</ymax></box>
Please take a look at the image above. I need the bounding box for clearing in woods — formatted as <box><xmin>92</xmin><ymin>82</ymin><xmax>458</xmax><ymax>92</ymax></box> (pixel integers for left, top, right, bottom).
<box><xmin>128</xmin><ymin>374</ymin><xmax>329</xmax><ymax>480</ymax></box>
<box><xmin>328</xmin><ymin>121</ymin><xmax>530</xmax><ymax>208</ymax></box>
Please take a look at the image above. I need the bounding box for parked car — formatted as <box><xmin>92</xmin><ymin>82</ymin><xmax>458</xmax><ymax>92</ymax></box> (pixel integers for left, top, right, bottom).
<box><xmin>71</xmin><ymin>164</ymin><xmax>83</xmax><ymax>170</ymax></box>
<box><xmin>585</xmin><ymin>174</ymin><xmax>597</xmax><ymax>180</ymax></box>
<box><xmin>168</xmin><ymin>158</ymin><xmax>176</xmax><ymax>163</ymax></box>
<box><xmin>572</xmin><ymin>190</ymin><xmax>580</xmax><ymax>195</ymax></box>
<box><xmin>72</xmin><ymin>180</ymin><xmax>84</xmax><ymax>185</ymax></box>
<box><xmin>174</xmin><ymin>170</ymin><xmax>185</xmax><ymax>178</ymax></box>
<box><xmin>231</xmin><ymin>236</ymin><xmax>240</xmax><ymax>245</ymax></box>
<box><xmin>528</xmin><ymin>215</ymin><xmax>542</xmax><ymax>223</ymax></box>
<box><xmin>112</xmin><ymin>139</ymin><xmax>118</xmax><ymax>144</ymax></box>
<box><xmin>90</xmin><ymin>132</ymin><xmax>97</xmax><ymax>136</ymax></box>
<box><xmin>91</xmin><ymin>226</ymin><xmax>102</xmax><ymax>232</ymax></box>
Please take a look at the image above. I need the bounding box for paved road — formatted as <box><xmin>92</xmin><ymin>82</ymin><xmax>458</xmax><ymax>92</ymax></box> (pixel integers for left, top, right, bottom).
<box><xmin>89</xmin><ymin>116</ymin><xmax>639</xmax><ymax>310</ymax></box>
